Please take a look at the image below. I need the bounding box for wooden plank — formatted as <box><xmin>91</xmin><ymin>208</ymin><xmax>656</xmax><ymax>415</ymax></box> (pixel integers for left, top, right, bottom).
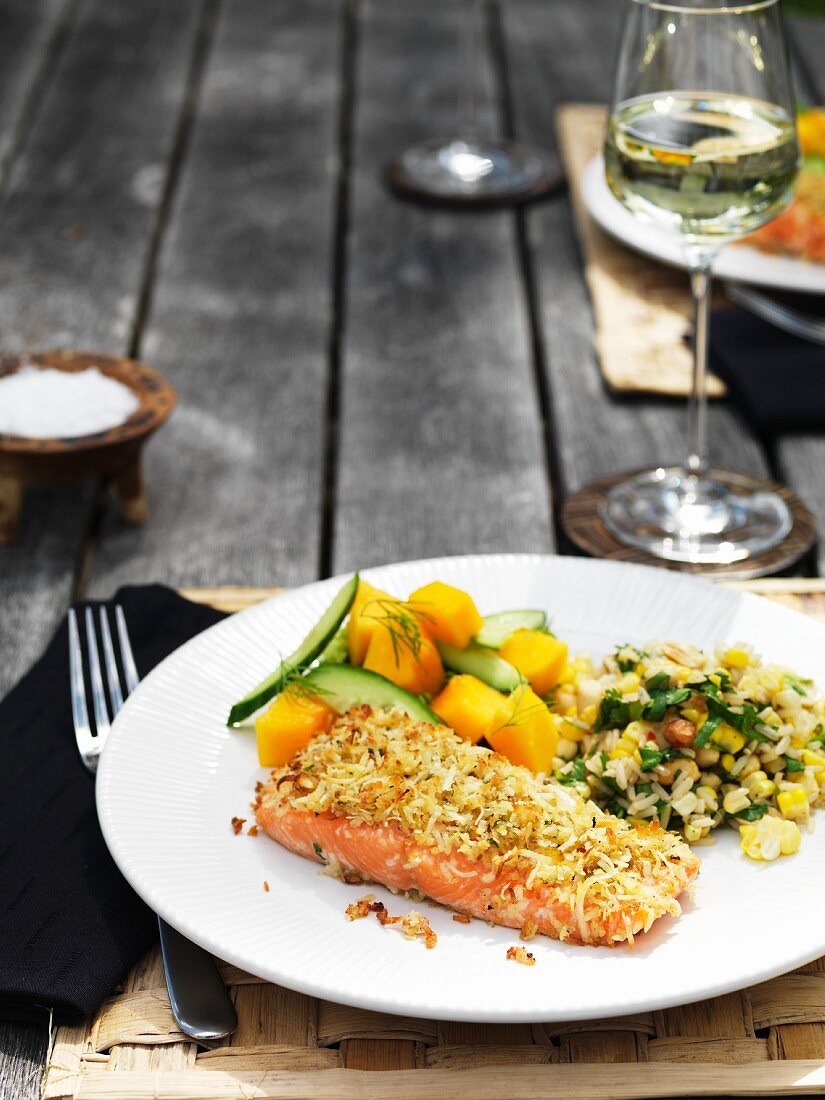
<box><xmin>500</xmin><ymin>0</ymin><xmax>770</xmax><ymax>501</ymax></box>
<box><xmin>0</xmin><ymin>5</ymin><xmax>204</xmax><ymax>1098</ymax></box>
<box><xmin>0</xmin><ymin>0</ymin><xmax>203</xmax><ymax>701</ymax></box>
<box><xmin>37</xmin><ymin>1060</ymin><xmax>825</xmax><ymax>1098</ymax></box>
<box><xmin>331</xmin><ymin>0</ymin><xmax>553</xmax><ymax>575</ymax></box>
<box><xmin>769</xmin><ymin>13</ymin><xmax>825</xmax><ymax>576</ymax></box>
<box><xmin>86</xmin><ymin>0</ymin><xmax>341</xmax><ymax>597</ymax></box>
<box><xmin>0</xmin><ymin>0</ymin><xmax>70</xmax><ymax>187</ymax></box>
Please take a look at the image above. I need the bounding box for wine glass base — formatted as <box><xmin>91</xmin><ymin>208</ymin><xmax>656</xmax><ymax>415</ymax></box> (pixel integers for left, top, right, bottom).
<box><xmin>387</xmin><ymin>137</ymin><xmax>563</xmax><ymax>206</ymax></box>
<box><xmin>601</xmin><ymin>466</ymin><xmax>792</xmax><ymax>565</ymax></box>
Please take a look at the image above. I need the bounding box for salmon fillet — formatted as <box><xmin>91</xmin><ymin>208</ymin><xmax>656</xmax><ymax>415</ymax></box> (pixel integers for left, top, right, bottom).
<box><xmin>255</xmin><ymin>706</ymin><xmax>699</xmax><ymax>947</ymax></box>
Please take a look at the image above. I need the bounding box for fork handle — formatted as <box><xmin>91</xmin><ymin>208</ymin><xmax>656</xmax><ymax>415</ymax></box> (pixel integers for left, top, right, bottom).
<box><xmin>158</xmin><ymin>917</ymin><xmax>238</xmax><ymax>1041</ymax></box>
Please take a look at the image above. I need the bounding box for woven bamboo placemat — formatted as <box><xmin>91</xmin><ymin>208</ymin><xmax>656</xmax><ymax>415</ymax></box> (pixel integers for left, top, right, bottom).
<box><xmin>43</xmin><ymin>581</ymin><xmax>825</xmax><ymax>1099</ymax></box>
<box><xmin>556</xmin><ymin>102</ymin><xmax>727</xmax><ymax>398</ymax></box>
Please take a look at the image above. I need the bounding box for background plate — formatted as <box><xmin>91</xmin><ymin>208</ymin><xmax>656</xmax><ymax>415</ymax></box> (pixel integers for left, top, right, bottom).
<box><xmin>581</xmin><ymin>154</ymin><xmax>825</xmax><ymax>295</ymax></box>
<box><xmin>97</xmin><ymin>554</ymin><xmax>825</xmax><ymax>1023</ymax></box>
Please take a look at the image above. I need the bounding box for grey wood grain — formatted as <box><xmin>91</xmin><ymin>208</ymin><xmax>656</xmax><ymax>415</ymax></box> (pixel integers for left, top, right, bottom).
<box><xmin>86</xmin><ymin>0</ymin><xmax>341</xmax><ymax>596</ymax></box>
<box><xmin>500</xmin><ymin>0</ymin><xmax>770</xmax><ymax>500</ymax></box>
<box><xmin>0</xmin><ymin>1022</ymin><xmax>47</xmax><ymax>1100</ymax></box>
<box><xmin>0</xmin><ymin>0</ymin><xmax>203</xmax><ymax>701</ymax></box>
<box><xmin>0</xmin><ymin>4</ymin><xmax>204</xmax><ymax>1097</ymax></box>
<box><xmin>331</xmin><ymin>0</ymin><xmax>554</xmax><ymax>575</ymax></box>
<box><xmin>0</xmin><ymin>0</ymin><xmax>70</xmax><ymax>190</ymax></box>
<box><xmin>769</xmin><ymin>13</ymin><xmax>825</xmax><ymax>573</ymax></box>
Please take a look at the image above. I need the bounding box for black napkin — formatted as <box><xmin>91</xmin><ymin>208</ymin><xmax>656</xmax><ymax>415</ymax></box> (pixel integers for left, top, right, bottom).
<box><xmin>0</xmin><ymin>585</ymin><xmax>226</xmax><ymax>1022</ymax></box>
<box><xmin>710</xmin><ymin>306</ymin><xmax>825</xmax><ymax>433</ymax></box>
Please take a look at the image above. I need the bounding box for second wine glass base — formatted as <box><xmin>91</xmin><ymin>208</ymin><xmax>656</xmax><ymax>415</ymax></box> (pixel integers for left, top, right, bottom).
<box><xmin>601</xmin><ymin>466</ymin><xmax>793</xmax><ymax>565</ymax></box>
<box><xmin>387</xmin><ymin>137</ymin><xmax>562</xmax><ymax>206</ymax></box>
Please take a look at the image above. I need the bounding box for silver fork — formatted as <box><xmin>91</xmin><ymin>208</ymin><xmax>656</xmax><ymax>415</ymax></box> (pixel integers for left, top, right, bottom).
<box><xmin>68</xmin><ymin>604</ymin><xmax>237</xmax><ymax>1041</ymax></box>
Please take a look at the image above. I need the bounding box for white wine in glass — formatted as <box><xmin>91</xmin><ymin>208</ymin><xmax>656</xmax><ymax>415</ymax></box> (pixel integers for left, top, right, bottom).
<box><xmin>600</xmin><ymin>0</ymin><xmax>800</xmax><ymax>564</ymax></box>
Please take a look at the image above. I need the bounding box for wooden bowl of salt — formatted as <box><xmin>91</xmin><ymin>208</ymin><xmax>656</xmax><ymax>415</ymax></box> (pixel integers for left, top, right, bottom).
<box><xmin>0</xmin><ymin>350</ymin><xmax>175</xmax><ymax>543</ymax></box>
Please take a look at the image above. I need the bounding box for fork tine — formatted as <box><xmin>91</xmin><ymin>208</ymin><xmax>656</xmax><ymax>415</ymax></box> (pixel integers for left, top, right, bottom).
<box><xmin>68</xmin><ymin>609</ymin><xmax>92</xmax><ymax>742</ymax></box>
<box><xmin>99</xmin><ymin>607</ymin><xmax>124</xmax><ymax>717</ymax></box>
<box><xmin>115</xmin><ymin>605</ymin><xmax>139</xmax><ymax>696</ymax></box>
<box><xmin>84</xmin><ymin>607</ymin><xmax>111</xmax><ymax>737</ymax></box>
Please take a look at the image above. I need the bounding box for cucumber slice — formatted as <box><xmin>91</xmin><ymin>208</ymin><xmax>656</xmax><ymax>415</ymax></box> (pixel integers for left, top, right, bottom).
<box><xmin>438</xmin><ymin>641</ymin><xmax>524</xmax><ymax>693</ymax></box>
<box><xmin>227</xmin><ymin>574</ymin><xmax>359</xmax><ymax>726</ymax></box>
<box><xmin>475</xmin><ymin>610</ymin><xmax>547</xmax><ymax>649</ymax></box>
<box><xmin>301</xmin><ymin>663</ymin><xmax>440</xmax><ymax>725</ymax></box>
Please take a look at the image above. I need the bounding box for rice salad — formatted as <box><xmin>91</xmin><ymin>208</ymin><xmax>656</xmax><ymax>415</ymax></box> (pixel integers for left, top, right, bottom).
<box><xmin>551</xmin><ymin>640</ymin><xmax>825</xmax><ymax>861</ymax></box>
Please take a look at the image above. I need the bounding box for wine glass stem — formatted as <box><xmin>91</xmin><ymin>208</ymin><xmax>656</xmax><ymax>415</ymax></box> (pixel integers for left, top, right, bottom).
<box><xmin>461</xmin><ymin>0</ymin><xmax>480</xmax><ymax>134</ymax></box>
<box><xmin>686</xmin><ymin>257</ymin><xmax>714</xmax><ymax>475</ymax></box>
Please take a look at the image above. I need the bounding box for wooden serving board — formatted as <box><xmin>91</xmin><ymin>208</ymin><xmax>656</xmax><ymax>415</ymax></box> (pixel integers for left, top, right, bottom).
<box><xmin>43</xmin><ymin>582</ymin><xmax>825</xmax><ymax>1099</ymax></box>
<box><xmin>556</xmin><ymin>103</ymin><xmax>727</xmax><ymax>398</ymax></box>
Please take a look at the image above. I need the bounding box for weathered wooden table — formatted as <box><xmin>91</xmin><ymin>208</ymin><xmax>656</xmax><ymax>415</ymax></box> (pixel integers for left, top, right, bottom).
<box><xmin>2</xmin><ymin>0</ymin><xmax>825</xmax><ymax>1096</ymax></box>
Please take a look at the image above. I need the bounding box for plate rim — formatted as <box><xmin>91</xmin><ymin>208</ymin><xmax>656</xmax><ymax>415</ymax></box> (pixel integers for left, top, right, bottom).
<box><xmin>96</xmin><ymin>553</ymin><xmax>825</xmax><ymax>1022</ymax></box>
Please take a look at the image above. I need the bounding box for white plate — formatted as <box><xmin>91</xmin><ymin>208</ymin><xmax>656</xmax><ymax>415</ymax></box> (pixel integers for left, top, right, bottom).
<box><xmin>97</xmin><ymin>555</ymin><xmax>825</xmax><ymax>1023</ymax></box>
<box><xmin>582</xmin><ymin>154</ymin><xmax>825</xmax><ymax>295</ymax></box>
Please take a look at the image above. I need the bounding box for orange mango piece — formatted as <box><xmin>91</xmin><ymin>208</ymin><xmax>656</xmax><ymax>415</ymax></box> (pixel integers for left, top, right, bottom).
<box><xmin>431</xmin><ymin>674</ymin><xmax>504</xmax><ymax>745</ymax></box>
<box><xmin>499</xmin><ymin>630</ymin><xmax>568</xmax><ymax>697</ymax></box>
<box><xmin>347</xmin><ymin>580</ymin><xmax>398</xmax><ymax>665</ymax></box>
<box><xmin>362</xmin><ymin>622</ymin><xmax>445</xmax><ymax>697</ymax></box>
<box><xmin>407</xmin><ymin>581</ymin><xmax>483</xmax><ymax>649</ymax></box>
<box><xmin>255</xmin><ymin>691</ymin><xmax>335</xmax><ymax>767</ymax></box>
<box><xmin>485</xmin><ymin>685</ymin><xmax>558</xmax><ymax>773</ymax></box>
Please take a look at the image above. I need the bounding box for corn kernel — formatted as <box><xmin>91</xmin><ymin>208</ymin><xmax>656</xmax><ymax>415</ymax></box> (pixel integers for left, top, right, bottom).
<box><xmin>712</xmin><ymin>724</ymin><xmax>746</xmax><ymax>754</ymax></box>
<box><xmin>740</xmin><ymin>816</ymin><xmax>802</xmax><ymax>861</ymax></box>
<box><xmin>618</xmin><ymin>672</ymin><xmax>640</xmax><ymax>693</ymax></box>
<box><xmin>723</xmin><ymin>788</ymin><xmax>750</xmax><ymax>815</ymax></box>
<box><xmin>580</xmin><ymin>704</ymin><xmax>597</xmax><ymax>726</ymax></box>
<box><xmin>777</xmin><ymin>787</ymin><xmax>809</xmax><ymax>819</ymax></box>
<box><xmin>682</xmin><ymin>707</ymin><xmax>706</xmax><ymax>726</ymax></box>
<box><xmin>559</xmin><ymin>719</ymin><xmax>585</xmax><ymax>743</ymax></box>
<box><xmin>802</xmin><ymin>749</ymin><xmax>825</xmax><ymax>771</ymax></box>
<box><xmin>683</xmin><ymin>822</ymin><xmax>704</xmax><ymax>843</ymax></box>
<box><xmin>791</xmin><ymin>736</ymin><xmax>806</xmax><ymax>750</ymax></box>
<box><xmin>721</xmin><ymin>752</ymin><xmax>736</xmax><ymax>774</ymax></box>
<box><xmin>724</xmin><ymin>648</ymin><xmax>749</xmax><ymax>669</ymax></box>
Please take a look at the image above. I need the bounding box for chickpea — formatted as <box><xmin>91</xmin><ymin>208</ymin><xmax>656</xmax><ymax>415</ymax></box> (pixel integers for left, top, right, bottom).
<box><xmin>663</xmin><ymin>718</ymin><xmax>697</xmax><ymax>748</ymax></box>
<box><xmin>695</xmin><ymin>747</ymin><xmax>720</xmax><ymax>768</ymax></box>
<box><xmin>656</xmin><ymin>757</ymin><xmax>701</xmax><ymax>786</ymax></box>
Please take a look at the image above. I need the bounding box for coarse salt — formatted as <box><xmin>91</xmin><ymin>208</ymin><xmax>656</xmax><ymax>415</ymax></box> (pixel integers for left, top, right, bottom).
<box><xmin>0</xmin><ymin>365</ymin><xmax>140</xmax><ymax>439</ymax></box>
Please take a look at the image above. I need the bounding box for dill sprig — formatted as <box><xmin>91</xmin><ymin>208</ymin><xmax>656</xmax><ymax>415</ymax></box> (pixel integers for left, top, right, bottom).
<box><xmin>279</xmin><ymin>668</ymin><xmax>330</xmax><ymax>703</ymax></box>
<box><xmin>363</xmin><ymin>599</ymin><xmax>436</xmax><ymax>666</ymax></box>
<box><xmin>486</xmin><ymin>689</ymin><xmax>549</xmax><ymax>741</ymax></box>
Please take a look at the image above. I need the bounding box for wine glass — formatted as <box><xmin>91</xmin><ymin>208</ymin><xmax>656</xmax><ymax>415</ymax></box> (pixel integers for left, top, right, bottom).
<box><xmin>387</xmin><ymin>0</ymin><xmax>560</xmax><ymax>205</ymax></box>
<box><xmin>601</xmin><ymin>0</ymin><xmax>800</xmax><ymax>563</ymax></box>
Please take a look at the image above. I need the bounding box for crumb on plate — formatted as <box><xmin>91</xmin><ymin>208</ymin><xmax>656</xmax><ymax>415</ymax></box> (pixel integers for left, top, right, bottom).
<box><xmin>231</xmin><ymin>816</ymin><xmax>246</xmax><ymax>835</ymax></box>
<box><xmin>507</xmin><ymin>945</ymin><xmax>535</xmax><ymax>967</ymax></box>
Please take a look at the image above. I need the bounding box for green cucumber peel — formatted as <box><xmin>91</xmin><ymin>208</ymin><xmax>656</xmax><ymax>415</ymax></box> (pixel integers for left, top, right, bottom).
<box><xmin>227</xmin><ymin>574</ymin><xmax>359</xmax><ymax>726</ymax></box>
<box><xmin>475</xmin><ymin>609</ymin><xmax>548</xmax><ymax>649</ymax></box>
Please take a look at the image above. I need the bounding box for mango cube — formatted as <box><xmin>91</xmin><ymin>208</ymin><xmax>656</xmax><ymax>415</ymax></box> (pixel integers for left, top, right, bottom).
<box><xmin>499</xmin><ymin>629</ymin><xmax>568</xmax><ymax>697</ymax></box>
<box><xmin>255</xmin><ymin>691</ymin><xmax>335</xmax><ymax>767</ymax></box>
<box><xmin>347</xmin><ymin>580</ymin><xmax>398</xmax><ymax>665</ymax></box>
<box><xmin>431</xmin><ymin>674</ymin><xmax>504</xmax><ymax>745</ymax></box>
<box><xmin>407</xmin><ymin>581</ymin><xmax>483</xmax><ymax>649</ymax></box>
<box><xmin>485</xmin><ymin>685</ymin><xmax>558</xmax><ymax>773</ymax></box>
<box><xmin>362</xmin><ymin>622</ymin><xmax>444</xmax><ymax>697</ymax></box>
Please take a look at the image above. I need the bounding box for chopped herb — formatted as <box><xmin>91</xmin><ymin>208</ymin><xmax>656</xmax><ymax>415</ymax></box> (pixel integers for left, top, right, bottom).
<box><xmin>615</xmin><ymin>644</ymin><xmax>647</xmax><ymax>673</ymax></box>
<box><xmin>312</xmin><ymin>842</ymin><xmax>324</xmax><ymax>860</ymax></box>
<box><xmin>786</xmin><ymin>674</ymin><xmax>811</xmax><ymax>697</ymax></box>
<box><xmin>639</xmin><ymin>745</ymin><xmax>683</xmax><ymax>771</ymax></box>
<box><xmin>644</xmin><ymin>671</ymin><xmax>672</xmax><ymax>693</ymax></box>
<box><xmin>557</xmin><ymin>758</ymin><xmax>586</xmax><ymax>785</ymax></box>
<box><xmin>785</xmin><ymin>756</ymin><xmax>805</xmax><ymax>773</ymax></box>
<box><xmin>643</xmin><ymin>687</ymin><xmax>692</xmax><ymax>723</ymax></box>
<box><xmin>734</xmin><ymin>803</ymin><xmax>769</xmax><ymax>822</ymax></box>
<box><xmin>605</xmin><ymin>799</ymin><xmax>627</xmax><ymax>818</ymax></box>
<box><xmin>703</xmin><ymin>691</ymin><xmax>772</xmax><ymax>742</ymax></box>
<box><xmin>601</xmin><ymin>774</ymin><xmax>622</xmax><ymax>794</ymax></box>
<box><xmin>693</xmin><ymin>714</ymin><xmax>721</xmax><ymax>749</ymax></box>
<box><xmin>595</xmin><ymin>689</ymin><xmax>643</xmax><ymax>732</ymax></box>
